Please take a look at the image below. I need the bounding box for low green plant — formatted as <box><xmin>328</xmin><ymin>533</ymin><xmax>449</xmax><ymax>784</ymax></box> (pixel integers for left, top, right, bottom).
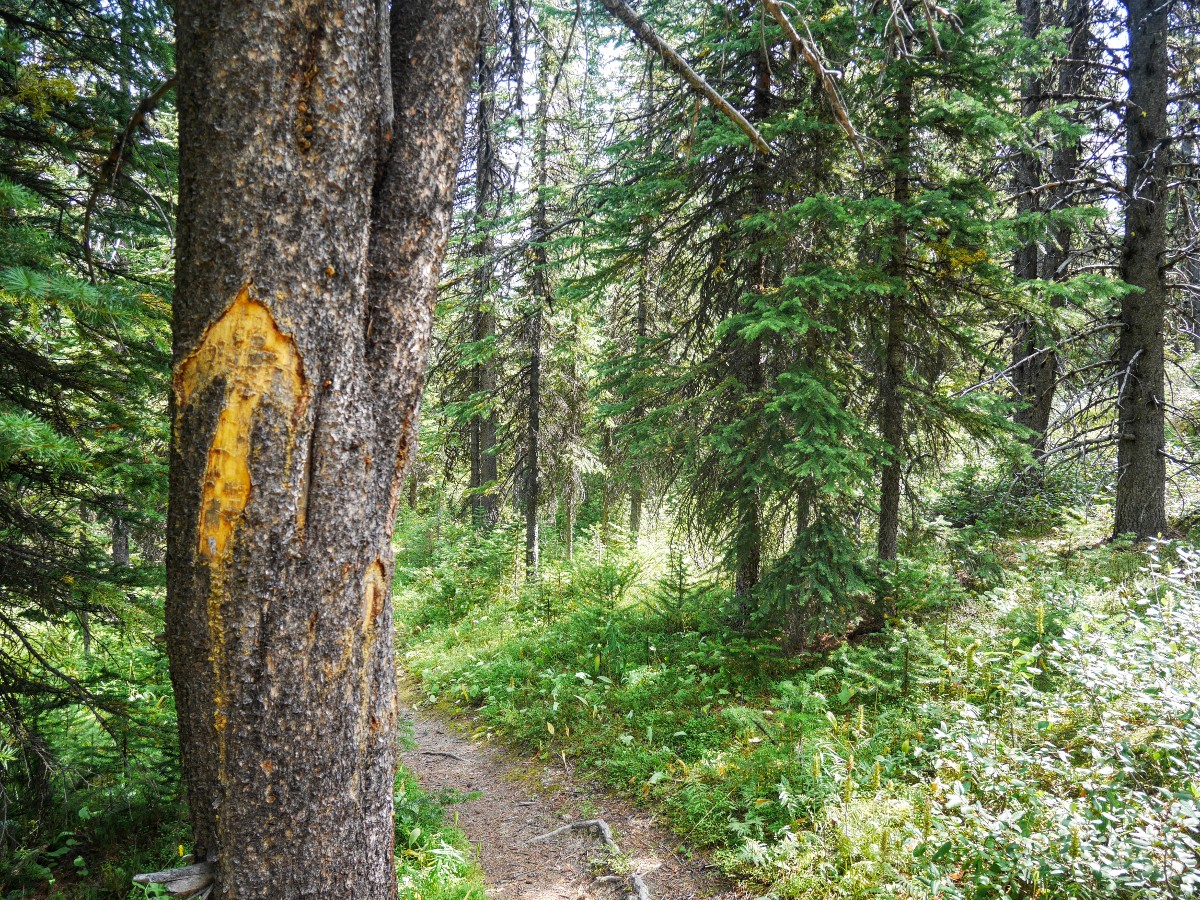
<box><xmin>395</xmin><ymin>510</ymin><xmax>1200</xmax><ymax>900</ymax></box>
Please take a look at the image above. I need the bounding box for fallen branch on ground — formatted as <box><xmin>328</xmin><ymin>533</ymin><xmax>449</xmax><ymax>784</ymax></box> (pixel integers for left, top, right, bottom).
<box><xmin>133</xmin><ymin>861</ymin><xmax>213</xmax><ymax>898</ymax></box>
<box><xmin>421</xmin><ymin>750</ymin><xmax>465</xmax><ymax>761</ymax></box>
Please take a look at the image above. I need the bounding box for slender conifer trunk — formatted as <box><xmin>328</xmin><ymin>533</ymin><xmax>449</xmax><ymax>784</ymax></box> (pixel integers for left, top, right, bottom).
<box><xmin>525</xmin><ymin>48</ymin><xmax>553</xmax><ymax>579</ymax></box>
<box><xmin>470</xmin><ymin>19</ymin><xmax>500</xmax><ymax>527</ymax></box>
<box><xmin>1113</xmin><ymin>0</ymin><xmax>1168</xmax><ymax>539</ymax></box>
<box><xmin>630</xmin><ymin>260</ymin><xmax>648</xmax><ymax>542</ymax></box>
<box><xmin>1012</xmin><ymin>0</ymin><xmax>1090</xmax><ymax>456</ymax></box>
<box><xmin>877</xmin><ymin>71</ymin><xmax>912</xmax><ymax>563</ymax></box>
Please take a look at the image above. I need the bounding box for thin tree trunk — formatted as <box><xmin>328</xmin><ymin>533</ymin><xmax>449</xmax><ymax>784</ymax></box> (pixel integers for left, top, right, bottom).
<box><xmin>111</xmin><ymin>517</ymin><xmax>130</xmax><ymax>567</ymax></box>
<box><xmin>781</xmin><ymin>485</ymin><xmax>813</xmax><ymax>654</ymax></box>
<box><xmin>167</xmin><ymin>1</ymin><xmax>480</xmax><ymax>896</ymax></box>
<box><xmin>629</xmin><ymin>262</ymin><xmax>648</xmax><ymax>543</ymax></box>
<box><xmin>1012</xmin><ymin>0</ymin><xmax>1090</xmax><ymax>456</ymax></box>
<box><xmin>565</xmin><ymin>499</ymin><xmax>574</xmax><ymax>560</ymax></box>
<box><xmin>601</xmin><ymin>426</ymin><xmax>612</xmax><ymax>544</ymax></box>
<box><xmin>733</xmin><ymin>47</ymin><xmax>771</xmax><ymax>610</ymax></box>
<box><xmin>525</xmin><ymin>289</ymin><xmax>542</xmax><ymax>580</ymax></box>
<box><xmin>877</xmin><ymin>71</ymin><xmax>913</xmax><ymax>563</ymax></box>
<box><xmin>1113</xmin><ymin>0</ymin><xmax>1168</xmax><ymax>538</ymax></box>
<box><xmin>1010</xmin><ymin>0</ymin><xmax>1049</xmax><ymax>451</ymax></box>
<box><xmin>470</xmin><ymin>18</ymin><xmax>500</xmax><ymax>527</ymax></box>
<box><xmin>525</xmin><ymin>48</ymin><xmax>553</xmax><ymax>580</ymax></box>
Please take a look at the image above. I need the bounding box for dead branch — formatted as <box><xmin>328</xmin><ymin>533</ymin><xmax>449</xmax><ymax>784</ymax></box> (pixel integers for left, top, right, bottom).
<box><xmin>82</xmin><ymin>76</ymin><xmax>176</xmax><ymax>283</ymax></box>
<box><xmin>763</xmin><ymin>0</ymin><xmax>860</xmax><ymax>150</ymax></box>
<box><xmin>421</xmin><ymin>750</ymin><xmax>465</xmax><ymax>761</ymax></box>
<box><xmin>596</xmin><ymin>0</ymin><xmax>771</xmax><ymax>155</ymax></box>
<box><xmin>133</xmin><ymin>862</ymin><xmax>214</xmax><ymax>897</ymax></box>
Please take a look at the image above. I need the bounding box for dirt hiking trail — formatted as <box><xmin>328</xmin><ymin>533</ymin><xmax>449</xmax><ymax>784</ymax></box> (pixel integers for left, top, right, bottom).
<box><xmin>399</xmin><ymin>697</ymin><xmax>748</xmax><ymax>900</ymax></box>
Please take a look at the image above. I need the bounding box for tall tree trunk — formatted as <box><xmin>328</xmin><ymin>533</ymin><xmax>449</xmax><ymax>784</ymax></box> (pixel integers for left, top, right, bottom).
<box><xmin>877</xmin><ymin>71</ymin><xmax>912</xmax><ymax>562</ymax></box>
<box><xmin>601</xmin><ymin>426</ymin><xmax>612</xmax><ymax>544</ymax></box>
<box><xmin>1010</xmin><ymin>0</ymin><xmax>1050</xmax><ymax>451</ymax></box>
<box><xmin>731</xmin><ymin>45</ymin><xmax>773</xmax><ymax>612</ymax></box>
<box><xmin>525</xmin><ymin>301</ymin><xmax>540</xmax><ymax>578</ymax></box>
<box><xmin>629</xmin><ymin>261</ymin><xmax>648</xmax><ymax>543</ymax></box>
<box><xmin>1012</xmin><ymin>0</ymin><xmax>1090</xmax><ymax>456</ymax></box>
<box><xmin>470</xmin><ymin>18</ymin><xmax>500</xmax><ymax>527</ymax></box>
<box><xmin>167</xmin><ymin>1</ymin><xmax>479</xmax><ymax>896</ymax></box>
<box><xmin>1113</xmin><ymin>0</ymin><xmax>1168</xmax><ymax>539</ymax></box>
<box><xmin>1183</xmin><ymin>130</ymin><xmax>1200</xmax><ymax>352</ymax></box>
<box><xmin>525</xmin><ymin>49</ymin><xmax>553</xmax><ymax>580</ymax></box>
<box><xmin>565</xmin><ymin>498</ymin><xmax>574</xmax><ymax>560</ymax></box>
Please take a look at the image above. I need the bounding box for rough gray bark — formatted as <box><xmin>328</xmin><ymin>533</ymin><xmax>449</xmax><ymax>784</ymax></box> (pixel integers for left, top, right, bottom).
<box><xmin>1113</xmin><ymin>0</ymin><xmax>1168</xmax><ymax>538</ymax></box>
<box><xmin>877</xmin><ymin>71</ymin><xmax>912</xmax><ymax>563</ymax></box>
<box><xmin>111</xmin><ymin>517</ymin><xmax>130</xmax><ymax>567</ymax></box>
<box><xmin>167</xmin><ymin>1</ymin><xmax>480</xmax><ymax>896</ymax></box>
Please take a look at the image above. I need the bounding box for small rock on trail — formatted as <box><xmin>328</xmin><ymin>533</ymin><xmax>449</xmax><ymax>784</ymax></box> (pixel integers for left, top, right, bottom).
<box><xmin>399</xmin><ymin>699</ymin><xmax>746</xmax><ymax>900</ymax></box>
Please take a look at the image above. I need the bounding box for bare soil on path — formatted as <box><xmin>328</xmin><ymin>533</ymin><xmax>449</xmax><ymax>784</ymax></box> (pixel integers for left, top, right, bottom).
<box><xmin>399</xmin><ymin>695</ymin><xmax>747</xmax><ymax>900</ymax></box>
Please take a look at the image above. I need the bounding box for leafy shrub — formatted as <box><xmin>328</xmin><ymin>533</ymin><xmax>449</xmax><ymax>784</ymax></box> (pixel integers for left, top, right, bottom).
<box><xmin>918</xmin><ymin>542</ymin><xmax>1200</xmax><ymax>899</ymax></box>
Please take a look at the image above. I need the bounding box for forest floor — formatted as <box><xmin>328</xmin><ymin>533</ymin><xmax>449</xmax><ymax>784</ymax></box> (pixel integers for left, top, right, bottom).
<box><xmin>399</xmin><ymin>688</ymin><xmax>747</xmax><ymax>900</ymax></box>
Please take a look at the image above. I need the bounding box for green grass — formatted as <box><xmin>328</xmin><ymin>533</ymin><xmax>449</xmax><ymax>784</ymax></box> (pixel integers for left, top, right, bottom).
<box><xmin>392</xmin><ymin>510</ymin><xmax>1200</xmax><ymax>900</ymax></box>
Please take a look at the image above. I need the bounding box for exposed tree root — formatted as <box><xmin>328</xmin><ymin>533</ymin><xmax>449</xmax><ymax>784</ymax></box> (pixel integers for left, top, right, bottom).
<box><xmin>532</xmin><ymin>818</ymin><xmax>619</xmax><ymax>850</ymax></box>
<box><xmin>532</xmin><ymin>819</ymin><xmax>652</xmax><ymax>900</ymax></box>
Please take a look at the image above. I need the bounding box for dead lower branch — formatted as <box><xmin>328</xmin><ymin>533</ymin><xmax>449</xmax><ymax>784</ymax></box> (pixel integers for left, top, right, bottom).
<box><xmin>762</xmin><ymin>0</ymin><xmax>860</xmax><ymax>151</ymax></box>
<box><xmin>596</xmin><ymin>0</ymin><xmax>771</xmax><ymax>155</ymax></box>
<box><xmin>82</xmin><ymin>76</ymin><xmax>176</xmax><ymax>283</ymax></box>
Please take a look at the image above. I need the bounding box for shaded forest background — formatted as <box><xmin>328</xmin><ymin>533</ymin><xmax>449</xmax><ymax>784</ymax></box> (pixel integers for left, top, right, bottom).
<box><xmin>1</xmin><ymin>0</ymin><xmax>1199</xmax><ymax>896</ymax></box>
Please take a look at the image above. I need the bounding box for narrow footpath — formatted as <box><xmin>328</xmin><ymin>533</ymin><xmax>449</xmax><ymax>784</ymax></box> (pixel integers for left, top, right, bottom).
<box><xmin>399</xmin><ymin>697</ymin><xmax>746</xmax><ymax>900</ymax></box>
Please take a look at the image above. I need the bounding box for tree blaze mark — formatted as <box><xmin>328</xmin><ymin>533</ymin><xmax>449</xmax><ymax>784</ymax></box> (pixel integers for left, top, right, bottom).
<box><xmin>362</xmin><ymin>560</ymin><xmax>386</xmax><ymax>634</ymax></box>
<box><xmin>175</xmin><ymin>285</ymin><xmax>307</xmax><ymax>561</ymax></box>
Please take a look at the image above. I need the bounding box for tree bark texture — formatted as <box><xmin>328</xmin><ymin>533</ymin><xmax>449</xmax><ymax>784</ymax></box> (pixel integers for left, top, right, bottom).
<box><xmin>732</xmin><ymin>46</ymin><xmax>772</xmax><ymax>605</ymax></box>
<box><xmin>877</xmin><ymin>71</ymin><xmax>912</xmax><ymax>563</ymax></box>
<box><xmin>168</xmin><ymin>1</ymin><xmax>480</xmax><ymax>897</ymax></box>
<box><xmin>1113</xmin><ymin>0</ymin><xmax>1168</xmax><ymax>538</ymax></box>
<box><xmin>111</xmin><ymin>517</ymin><xmax>130</xmax><ymax>567</ymax></box>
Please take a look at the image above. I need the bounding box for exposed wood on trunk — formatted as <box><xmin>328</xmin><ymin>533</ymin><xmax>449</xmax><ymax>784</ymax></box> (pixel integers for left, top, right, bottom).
<box><xmin>168</xmin><ymin>0</ymin><xmax>481</xmax><ymax>895</ymax></box>
<box><xmin>1113</xmin><ymin>0</ymin><xmax>1168</xmax><ymax>538</ymax></box>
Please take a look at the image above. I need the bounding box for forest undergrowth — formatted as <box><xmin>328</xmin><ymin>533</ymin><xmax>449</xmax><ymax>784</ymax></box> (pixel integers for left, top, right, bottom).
<box><xmin>0</xmin><ymin>645</ymin><xmax>483</xmax><ymax>900</ymax></box>
<box><xmin>394</xmin><ymin>491</ymin><xmax>1200</xmax><ymax>900</ymax></box>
